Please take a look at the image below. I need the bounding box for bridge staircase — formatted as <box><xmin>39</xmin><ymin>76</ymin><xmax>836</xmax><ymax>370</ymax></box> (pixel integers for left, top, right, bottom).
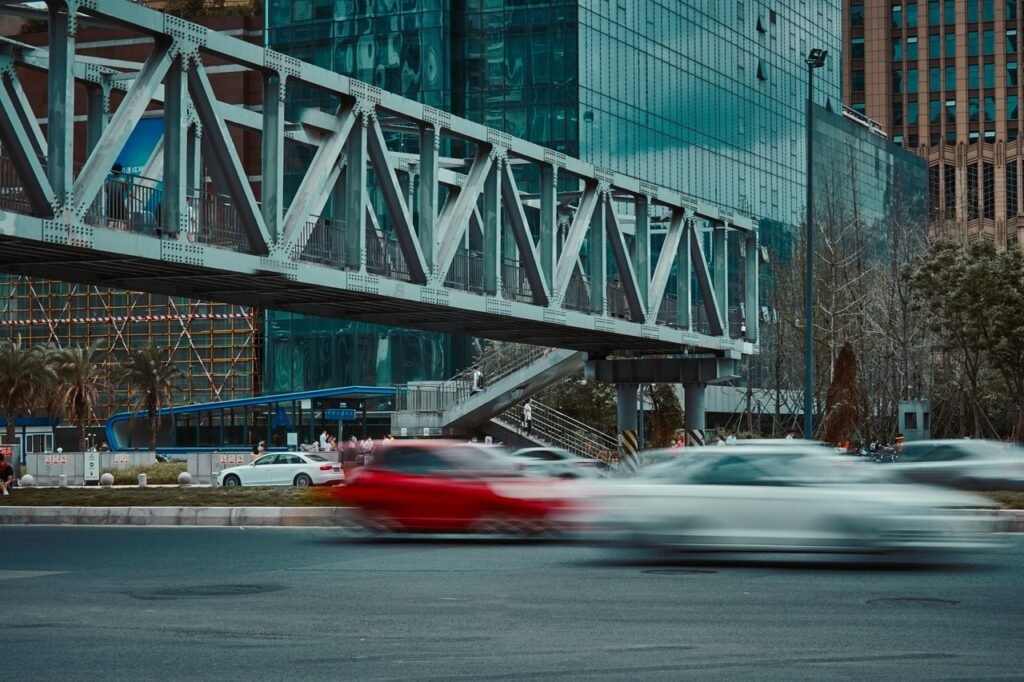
<box><xmin>483</xmin><ymin>400</ymin><xmax>620</xmax><ymax>467</ymax></box>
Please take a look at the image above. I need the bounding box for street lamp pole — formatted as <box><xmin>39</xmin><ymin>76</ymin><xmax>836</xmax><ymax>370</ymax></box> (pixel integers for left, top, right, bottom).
<box><xmin>804</xmin><ymin>48</ymin><xmax>827</xmax><ymax>439</ymax></box>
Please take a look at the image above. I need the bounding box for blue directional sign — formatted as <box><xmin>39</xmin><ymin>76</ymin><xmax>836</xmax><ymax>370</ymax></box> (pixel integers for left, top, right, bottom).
<box><xmin>325</xmin><ymin>409</ymin><xmax>357</xmax><ymax>421</ymax></box>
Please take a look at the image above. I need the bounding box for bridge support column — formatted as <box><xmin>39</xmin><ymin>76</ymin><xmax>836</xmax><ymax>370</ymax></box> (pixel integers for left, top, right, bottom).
<box><xmin>47</xmin><ymin>1</ymin><xmax>76</xmax><ymax>204</ymax></box>
<box><xmin>683</xmin><ymin>383</ymin><xmax>706</xmax><ymax>447</ymax></box>
<box><xmin>615</xmin><ymin>383</ymin><xmax>639</xmax><ymax>469</ymax></box>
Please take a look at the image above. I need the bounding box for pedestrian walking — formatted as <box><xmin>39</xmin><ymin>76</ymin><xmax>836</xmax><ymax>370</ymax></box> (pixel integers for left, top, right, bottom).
<box><xmin>471</xmin><ymin>368</ymin><xmax>484</xmax><ymax>394</ymax></box>
<box><xmin>0</xmin><ymin>454</ymin><xmax>13</xmax><ymax>495</ymax></box>
<box><xmin>319</xmin><ymin>430</ymin><xmax>329</xmax><ymax>451</ymax></box>
<box><xmin>523</xmin><ymin>398</ymin><xmax>533</xmax><ymax>436</ymax></box>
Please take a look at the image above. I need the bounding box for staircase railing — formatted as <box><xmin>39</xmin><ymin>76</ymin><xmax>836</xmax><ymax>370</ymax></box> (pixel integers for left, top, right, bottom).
<box><xmin>494</xmin><ymin>400</ymin><xmax>620</xmax><ymax>466</ymax></box>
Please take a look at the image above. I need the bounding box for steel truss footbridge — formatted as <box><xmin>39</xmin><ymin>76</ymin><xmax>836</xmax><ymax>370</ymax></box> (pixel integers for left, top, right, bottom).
<box><xmin>0</xmin><ymin>0</ymin><xmax>758</xmax><ymax>359</ymax></box>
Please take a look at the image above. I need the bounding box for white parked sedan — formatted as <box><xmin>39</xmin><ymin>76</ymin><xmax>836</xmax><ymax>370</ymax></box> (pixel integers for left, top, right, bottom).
<box><xmin>217</xmin><ymin>452</ymin><xmax>345</xmax><ymax>488</ymax></box>
<box><xmin>511</xmin><ymin>447</ymin><xmax>602</xmax><ymax>478</ymax></box>
<box><xmin>590</xmin><ymin>445</ymin><xmax>998</xmax><ymax>554</ymax></box>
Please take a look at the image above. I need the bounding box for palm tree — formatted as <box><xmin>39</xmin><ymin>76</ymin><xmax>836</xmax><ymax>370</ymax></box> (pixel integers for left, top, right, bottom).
<box><xmin>48</xmin><ymin>341</ymin><xmax>107</xmax><ymax>452</ymax></box>
<box><xmin>0</xmin><ymin>336</ymin><xmax>57</xmax><ymax>446</ymax></box>
<box><xmin>118</xmin><ymin>342</ymin><xmax>181</xmax><ymax>451</ymax></box>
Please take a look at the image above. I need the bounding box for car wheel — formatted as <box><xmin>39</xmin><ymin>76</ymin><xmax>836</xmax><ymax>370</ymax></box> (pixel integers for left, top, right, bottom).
<box><xmin>223</xmin><ymin>474</ymin><xmax>241</xmax><ymax>488</ymax></box>
<box><xmin>294</xmin><ymin>473</ymin><xmax>313</xmax><ymax>488</ymax></box>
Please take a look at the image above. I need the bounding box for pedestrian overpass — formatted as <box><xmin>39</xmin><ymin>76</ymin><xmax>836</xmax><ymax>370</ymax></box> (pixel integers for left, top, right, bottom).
<box><xmin>0</xmin><ymin>0</ymin><xmax>758</xmax><ymax>449</ymax></box>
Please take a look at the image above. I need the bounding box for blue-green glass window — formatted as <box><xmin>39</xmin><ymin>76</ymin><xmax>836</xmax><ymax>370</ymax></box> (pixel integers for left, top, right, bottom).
<box><xmin>984</xmin><ymin>62</ymin><xmax>995</xmax><ymax>88</ymax></box>
<box><xmin>946</xmin><ymin>66</ymin><xmax>957</xmax><ymax>90</ymax></box>
<box><xmin>1010</xmin><ymin>62</ymin><xmax>1020</xmax><ymax>87</ymax></box>
<box><xmin>853</xmin><ymin>70</ymin><xmax>865</xmax><ymax>91</ymax></box>
<box><xmin>1008</xmin><ymin>161</ymin><xmax>1018</xmax><ymax>218</ymax></box>
<box><xmin>969</xmin><ymin>97</ymin><xmax>979</xmax><ymax>122</ymax></box>
<box><xmin>1010</xmin><ymin>95</ymin><xmax>1020</xmax><ymax>120</ymax></box>
<box><xmin>908</xmin><ymin>101</ymin><xmax>919</xmax><ymax>124</ymax></box>
<box><xmin>984</xmin><ymin>96</ymin><xmax>995</xmax><ymax>122</ymax></box>
<box><xmin>893</xmin><ymin>69</ymin><xmax>903</xmax><ymax>93</ymax></box>
<box><xmin>930</xmin><ymin>100</ymin><xmax>942</xmax><ymax>123</ymax></box>
<box><xmin>946</xmin><ymin>99</ymin><xmax>956</xmax><ymax>123</ymax></box>
<box><xmin>893</xmin><ymin>38</ymin><xmax>903</xmax><ymax>61</ymax></box>
<box><xmin>892</xmin><ymin>4</ymin><xmax>903</xmax><ymax>28</ymax></box>
<box><xmin>945</xmin><ymin>33</ymin><xmax>956</xmax><ymax>58</ymax></box>
<box><xmin>967</xmin><ymin>0</ymin><xmax>978</xmax><ymax>22</ymax></box>
<box><xmin>930</xmin><ymin>34</ymin><xmax>941</xmax><ymax>57</ymax></box>
<box><xmin>969</xmin><ymin>32</ymin><xmax>979</xmax><ymax>57</ymax></box>
<box><xmin>852</xmin><ymin>37</ymin><xmax>864</xmax><ymax>59</ymax></box>
<box><xmin>907</xmin><ymin>37</ymin><xmax>919</xmax><ymax>60</ymax></box>
<box><xmin>1010</xmin><ymin>30</ymin><xmax>1019</xmax><ymax>54</ymax></box>
<box><xmin>907</xmin><ymin>3</ymin><xmax>918</xmax><ymax>27</ymax></box>
<box><xmin>930</xmin><ymin>66</ymin><xmax>941</xmax><ymax>90</ymax></box>
<box><xmin>908</xmin><ymin>68</ymin><xmax>919</xmax><ymax>93</ymax></box>
<box><xmin>851</xmin><ymin>4</ymin><xmax>865</xmax><ymax>26</ymax></box>
<box><xmin>983</xmin><ymin>0</ymin><xmax>994</xmax><ymax>21</ymax></box>
<box><xmin>893</xmin><ymin>102</ymin><xmax>903</xmax><ymax>126</ymax></box>
<box><xmin>945</xmin><ymin>1</ymin><xmax>956</xmax><ymax>24</ymax></box>
<box><xmin>929</xmin><ymin>1</ymin><xmax>940</xmax><ymax>24</ymax></box>
<box><xmin>984</xmin><ymin>31</ymin><xmax>994</xmax><ymax>56</ymax></box>
<box><xmin>852</xmin><ymin>102</ymin><xmax>866</xmax><ymax>115</ymax></box>
<box><xmin>969</xmin><ymin>64</ymin><xmax>979</xmax><ymax>88</ymax></box>
<box><xmin>1009</xmin><ymin>1</ymin><xmax>1019</xmax><ymax>20</ymax></box>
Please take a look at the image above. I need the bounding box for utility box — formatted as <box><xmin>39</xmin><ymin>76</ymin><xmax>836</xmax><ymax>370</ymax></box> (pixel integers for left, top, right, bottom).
<box><xmin>899</xmin><ymin>400</ymin><xmax>930</xmax><ymax>441</ymax></box>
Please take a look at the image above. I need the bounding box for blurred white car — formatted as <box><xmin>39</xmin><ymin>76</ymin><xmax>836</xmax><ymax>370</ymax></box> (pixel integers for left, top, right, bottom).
<box><xmin>590</xmin><ymin>445</ymin><xmax>997</xmax><ymax>554</ymax></box>
<box><xmin>886</xmin><ymin>439</ymin><xmax>1024</xmax><ymax>491</ymax></box>
<box><xmin>511</xmin><ymin>447</ymin><xmax>602</xmax><ymax>478</ymax></box>
<box><xmin>217</xmin><ymin>452</ymin><xmax>345</xmax><ymax>488</ymax></box>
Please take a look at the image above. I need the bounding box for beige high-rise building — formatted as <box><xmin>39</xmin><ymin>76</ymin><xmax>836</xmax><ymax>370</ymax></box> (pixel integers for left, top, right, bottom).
<box><xmin>843</xmin><ymin>0</ymin><xmax>1022</xmax><ymax>244</ymax></box>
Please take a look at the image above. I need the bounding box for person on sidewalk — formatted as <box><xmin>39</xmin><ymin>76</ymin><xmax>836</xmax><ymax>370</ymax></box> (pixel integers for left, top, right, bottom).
<box><xmin>0</xmin><ymin>454</ymin><xmax>13</xmax><ymax>495</ymax></box>
<box><xmin>522</xmin><ymin>398</ymin><xmax>533</xmax><ymax>436</ymax></box>
<box><xmin>471</xmin><ymin>368</ymin><xmax>484</xmax><ymax>394</ymax></box>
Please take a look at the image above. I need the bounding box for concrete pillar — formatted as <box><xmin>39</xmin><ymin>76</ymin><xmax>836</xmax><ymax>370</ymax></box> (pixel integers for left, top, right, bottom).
<box><xmin>616</xmin><ymin>383</ymin><xmax>639</xmax><ymax>464</ymax></box>
<box><xmin>684</xmin><ymin>382</ymin><xmax>706</xmax><ymax>446</ymax></box>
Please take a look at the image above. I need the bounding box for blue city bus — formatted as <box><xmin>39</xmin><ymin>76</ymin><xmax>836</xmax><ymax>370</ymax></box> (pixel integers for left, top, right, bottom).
<box><xmin>105</xmin><ymin>386</ymin><xmax>395</xmax><ymax>453</ymax></box>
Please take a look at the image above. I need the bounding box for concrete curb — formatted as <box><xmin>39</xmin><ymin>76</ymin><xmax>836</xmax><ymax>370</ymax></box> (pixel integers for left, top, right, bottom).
<box><xmin>0</xmin><ymin>506</ymin><xmax>360</xmax><ymax>527</ymax></box>
<box><xmin>0</xmin><ymin>507</ymin><xmax>1023</xmax><ymax>530</ymax></box>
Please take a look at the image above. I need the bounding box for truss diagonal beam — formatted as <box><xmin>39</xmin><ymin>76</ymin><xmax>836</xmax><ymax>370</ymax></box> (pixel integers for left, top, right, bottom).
<box><xmin>72</xmin><ymin>41</ymin><xmax>172</xmax><ymax>215</ymax></box>
<box><xmin>366</xmin><ymin>115</ymin><xmax>428</xmax><ymax>284</ymax></box>
<box><xmin>435</xmin><ymin>147</ymin><xmax>492</xmax><ymax>283</ymax></box>
<box><xmin>0</xmin><ymin>73</ymin><xmax>55</xmax><ymax>215</ymax></box>
<box><xmin>188</xmin><ymin>60</ymin><xmax>271</xmax><ymax>255</ymax></box>
<box><xmin>604</xmin><ymin>201</ymin><xmax>644</xmax><ymax>322</ymax></box>
<box><xmin>553</xmin><ymin>181</ymin><xmax>599</xmax><ymax>301</ymax></box>
<box><xmin>281</xmin><ymin>103</ymin><xmax>356</xmax><ymax>252</ymax></box>
<box><xmin>647</xmin><ymin>209</ymin><xmax>685</xmax><ymax>319</ymax></box>
<box><xmin>500</xmin><ymin>163</ymin><xmax>549</xmax><ymax>306</ymax></box>
<box><xmin>690</xmin><ymin>225</ymin><xmax>724</xmax><ymax>336</ymax></box>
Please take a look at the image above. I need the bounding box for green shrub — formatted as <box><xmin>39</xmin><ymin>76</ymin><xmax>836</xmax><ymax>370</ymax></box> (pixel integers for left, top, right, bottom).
<box><xmin>104</xmin><ymin>462</ymin><xmax>187</xmax><ymax>485</ymax></box>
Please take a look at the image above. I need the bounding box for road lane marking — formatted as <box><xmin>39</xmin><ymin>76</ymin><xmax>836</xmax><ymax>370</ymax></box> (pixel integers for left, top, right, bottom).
<box><xmin>0</xmin><ymin>570</ymin><xmax>67</xmax><ymax>581</ymax></box>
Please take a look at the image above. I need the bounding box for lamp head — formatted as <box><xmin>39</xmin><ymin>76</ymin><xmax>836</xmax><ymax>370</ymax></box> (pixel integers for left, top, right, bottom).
<box><xmin>806</xmin><ymin>49</ymin><xmax>828</xmax><ymax>68</ymax></box>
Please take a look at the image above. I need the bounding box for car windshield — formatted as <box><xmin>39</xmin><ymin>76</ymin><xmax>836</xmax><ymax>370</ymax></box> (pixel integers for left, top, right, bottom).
<box><xmin>641</xmin><ymin>452</ymin><xmax>872</xmax><ymax>486</ymax></box>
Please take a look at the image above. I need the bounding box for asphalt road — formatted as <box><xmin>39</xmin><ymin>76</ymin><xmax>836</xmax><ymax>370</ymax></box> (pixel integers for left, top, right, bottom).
<box><xmin>4</xmin><ymin>527</ymin><xmax>1024</xmax><ymax>681</ymax></box>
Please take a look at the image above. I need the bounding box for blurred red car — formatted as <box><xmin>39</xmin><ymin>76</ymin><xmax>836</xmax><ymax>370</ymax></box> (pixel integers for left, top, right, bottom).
<box><xmin>328</xmin><ymin>440</ymin><xmax>585</xmax><ymax>533</ymax></box>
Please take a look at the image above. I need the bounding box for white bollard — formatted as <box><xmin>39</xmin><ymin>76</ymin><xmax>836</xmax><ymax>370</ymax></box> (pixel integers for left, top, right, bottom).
<box><xmin>19</xmin><ymin>474</ymin><xmax>35</xmax><ymax>487</ymax></box>
<box><xmin>59</xmin><ymin>474</ymin><xmax>68</xmax><ymax>487</ymax></box>
<box><xmin>177</xmin><ymin>471</ymin><xmax>192</xmax><ymax>487</ymax></box>
<box><xmin>138</xmin><ymin>473</ymin><xmax>147</xmax><ymax>488</ymax></box>
<box><xmin>100</xmin><ymin>472</ymin><xmax>114</xmax><ymax>487</ymax></box>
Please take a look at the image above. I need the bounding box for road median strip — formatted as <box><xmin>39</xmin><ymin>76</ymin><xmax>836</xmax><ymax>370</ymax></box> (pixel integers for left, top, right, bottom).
<box><xmin>0</xmin><ymin>506</ymin><xmax>360</xmax><ymax>527</ymax></box>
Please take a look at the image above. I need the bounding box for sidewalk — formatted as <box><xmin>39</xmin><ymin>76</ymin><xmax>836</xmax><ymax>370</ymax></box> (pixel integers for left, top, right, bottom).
<box><xmin>1</xmin><ymin>506</ymin><xmax>1024</xmax><ymax>530</ymax></box>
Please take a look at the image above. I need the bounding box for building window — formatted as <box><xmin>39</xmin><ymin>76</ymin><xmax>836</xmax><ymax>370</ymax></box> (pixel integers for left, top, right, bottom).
<box><xmin>852</xmin><ymin>37</ymin><xmax>865</xmax><ymax>59</ymax></box>
<box><xmin>930</xmin><ymin>99</ymin><xmax>942</xmax><ymax>123</ymax></box>
<box><xmin>907</xmin><ymin>36</ymin><xmax>918</xmax><ymax>60</ymax></box>
<box><xmin>893</xmin><ymin>135</ymin><xmax>905</xmax><ymax>146</ymax></box>
<box><xmin>969</xmin><ymin>97</ymin><xmax>980</xmax><ymax>122</ymax></box>
<box><xmin>984</xmin><ymin>62</ymin><xmax>995</xmax><ymax>88</ymax></box>
<box><xmin>929</xmin><ymin>1</ymin><xmax>940</xmax><ymax>24</ymax></box>
<box><xmin>893</xmin><ymin>101</ymin><xmax>904</xmax><ymax>125</ymax></box>
<box><xmin>931</xmin><ymin>131</ymin><xmax>942</xmax><ymax>145</ymax></box>
<box><xmin>985</xmin><ymin>96</ymin><xmax>996</xmax><ymax>122</ymax></box>
<box><xmin>947</xmin><ymin>131</ymin><xmax>958</xmax><ymax>143</ymax></box>
<box><xmin>945</xmin><ymin>1</ymin><xmax>956</xmax><ymax>24</ymax></box>
<box><xmin>930</xmin><ymin>66</ymin><xmax>941</xmax><ymax>90</ymax></box>
<box><xmin>946</xmin><ymin>99</ymin><xmax>957</xmax><ymax>123</ymax></box>
<box><xmin>908</xmin><ymin>68</ymin><xmax>919</xmax><ymax>93</ymax></box>
<box><xmin>757</xmin><ymin>60</ymin><xmax>768</xmax><ymax>80</ymax></box>
<box><xmin>893</xmin><ymin>38</ymin><xmax>903</xmax><ymax>61</ymax></box>
<box><xmin>893</xmin><ymin>69</ymin><xmax>903</xmax><ymax>93</ymax></box>
<box><xmin>967</xmin><ymin>0</ymin><xmax>978</xmax><ymax>23</ymax></box>
<box><xmin>984</xmin><ymin>30</ymin><xmax>994</xmax><ymax>56</ymax></box>
<box><xmin>1010</xmin><ymin>62</ymin><xmax>1020</xmax><ymax>87</ymax></box>
<box><xmin>982</xmin><ymin>0</ymin><xmax>994</xmax><ymax>22</ymax></box>
<box><xmin>969</xmin><ymin>64</ymin><xmax>979</xmax><ymax>89</ymax></box>
<box><xmin>1009</xmin><ymin>161</ymin><xmax>1019</xmax><ymax>217</ymax></box>
<box><xmin>969</xmin><ymin>32</ymin><xmax>978</xmax><ymax>57</ymax></box>
<box><xmin>945</xmin><ymin>164</ymin><xmax>957</xmax><ymax>216</ymax></box>
<box><xmin>983</xmin><ymin>163</ymin><xmax>994</xmax><ymax>220</ymax></box>
<box><xmin>1009</xmin><ymin>1</ymin><xmax>1019</xmax><ymax>21</ymax></box>
<box><xmin>852</xmin><ymin>3</ymin><xmax>865</xmax><ymax>27</ymax></box>
<box><xmin>945</xmin><ymin>33</ymin><xmax>957</xmax><ymax>58</ymax></box>
<box><xmin>967</xmin><ymin>164</ymin><xmax>979</xmax><ymax>220</ymax></box>
<box><xmin>853</xmin><ymin>70</ymin><xmax>865</xmax><ymax>91</ymax></box>
<box><xmin>893</xmin><ymin>4</ymin><xmax>903</xmax><ymax>28</ymax></box>
<box><xmin>1010</xmin><ymin>30</ymin><xmax>1019</xmax><ymax>54</ymax></box>
<box><xmin>737</xmin><ymin>1</ymin><xmax>744</xmax><ymax>20</ymax></box>
<box><xmin>909</xmin><ymin>100</ymin><xmax>919</xmax><ymax>124</ymax></box>
<box><xmin>929</xmin><ymin>165</ymin><xmax>941</xmax><ymax>217</ymax></box>
<box><xmin>1011</xmin><ymin>128</ymin><xmax>1020</xmax><ymax>141</ymax></box>
<box><xmin>907</xmin><ymin>2</ymin><xmax>918</xmax><ymax>27</ymax></box>
<box><xmin>930</xmin><ymin>33</ymin><xmax>941</xmax><ymax>58</ymax></box>
<box><xmin>909</xmin><ymin>134</ymin><xmax>920</xmax><ymax>147</ymax></box>
<box><xmin>1010</xmin><ymin>95</ymin><xmax>1020</xmax><ymax>120</ymax></box>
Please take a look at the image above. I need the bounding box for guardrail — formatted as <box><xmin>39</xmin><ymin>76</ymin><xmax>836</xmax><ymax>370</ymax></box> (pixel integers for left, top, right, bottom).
<box><xmin>494</xmin><ymin>400</ymin><xmax>619</xmax><ymax>465</ymax></box>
